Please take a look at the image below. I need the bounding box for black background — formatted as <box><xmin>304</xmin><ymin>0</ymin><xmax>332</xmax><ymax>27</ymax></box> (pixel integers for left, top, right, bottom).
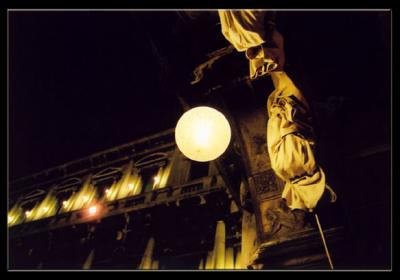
<box><xmin>9</xmin><ymin>10</ymin><xmax>390</xmax><ymax>183</ymax></box>
<box><xmin>6</xmin><ymin>6</ymin><xmax>393</xmax><ymax>270</ymax></box>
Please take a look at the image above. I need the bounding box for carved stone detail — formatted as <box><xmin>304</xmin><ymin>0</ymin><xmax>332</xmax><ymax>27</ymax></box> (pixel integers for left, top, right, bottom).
<box><xmin>252</xmin><ymin>170</ymin><xmax>280</xmax><ymax>195</ymax></box>
<box><xmin>237</xmin><ymin>108</ymin><xmax>272</xmax><ymax>174</ymax></box>
<box><xmin>258</xmin><ymin>198</ymin><xmax>310</xmax><ymax>242</ymax></box>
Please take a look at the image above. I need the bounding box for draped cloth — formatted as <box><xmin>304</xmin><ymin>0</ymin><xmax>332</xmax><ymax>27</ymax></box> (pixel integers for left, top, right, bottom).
<box><xmin>218</xmin><ymin>10</ymin><xmax>336</xmax><ymax>212</ymax></box>
<box><xmin>218</xmin><ymin>10</ymin><xmax>284</xmax><ymax>79</ymax></box>
<box><xmin>267</xmin><ymin>72</ymin><xmax>336</xmax><ymax>211</ymax></box>
<box><xmin>218</xmin><ymin>10</ymin><xmax>268</xmax><ymax>52</ymax></box>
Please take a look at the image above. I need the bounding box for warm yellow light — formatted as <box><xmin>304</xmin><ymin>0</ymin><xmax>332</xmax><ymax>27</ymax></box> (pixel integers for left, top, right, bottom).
<box><xmin>153</xmin><ymin>176</ymin><xmax>160</xmax><ymax>185</ymax></box>
<box><xmin>105</xmin><ymin>189</ymin><xmax>110</xmax><ymax>196</ymax></box>
<box><xmin>62</xmin><ymin>200</ymin><xmax>68</xmax><ymax>207</ymax></box>
<box><xmin>25</xmin><ymin>210</ymin><xmax>32</xmax><ymax>217</ymax></box>
<box><xmin>175</xmin><ymin>106</ymin><xmax>231</xmax><ymax>162</ymax></box>
<box><xmin>83</xmin><ymin>195</ymin><xmax>89</xmax><ymax>202</ymax></box>
<box><xmin>88</xmin><ymin>206</ymin><xmax>97</xmax><ymax>216</ymax></box>
<box><xmin>128</xmin><ymin>184</ymin><xmax>134</xmax><ymax>190</ymax></box>
<box><xmin>8</xmin><ymin>215</ymin><xmax>13</xmax><ymax>224</ymax></box>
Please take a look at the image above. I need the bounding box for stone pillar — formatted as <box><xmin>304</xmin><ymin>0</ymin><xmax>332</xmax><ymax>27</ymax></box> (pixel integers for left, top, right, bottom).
<box><xmin>213</xmin><ymin>220</ymin><xmax>226</xmax><ymax>269</ymax></box>
<box><xmin>198</xmin><ymin>258</ymin><xmax>204</xmax><ymax>270</ymax></box>
<box><xmin>82</xmin><ymin>249</ymin><xmax>95</xmax><ymax>270</ymax></box>
<box><xmin>225</xmin><ymin>247</ymin><xmax>234</xmax><ymax>269</ymax></box>
<box><xmin>234</xmin><ymin>249</ymin><xmax>242</xmax><ymax>269</ymax></box>
<box><xmin>139</xmin><ymin>237</ymin><xmax>155</xmax><ymax>269</ymax></box>
<box><xmin>151</xmin><ymin>260</ymin><xmax>159</xmax><ymax>269</ymax></box>
<box><xmin>235</xmin><ymin>105</ymin><xmax>308</xmax><ymax>267</ymax></box>
<box><xmin>205</xmin><ymin>250</ymin><xmax>214</xmax><ymax>269</ymax></box>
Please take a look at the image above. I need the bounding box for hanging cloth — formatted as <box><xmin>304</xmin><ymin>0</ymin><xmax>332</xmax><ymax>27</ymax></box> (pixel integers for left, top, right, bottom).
<box><xmin>218</xmin><ymin>10</ymin><xmax>284</xmax><ymax>79</ymax></box>
<box><xmin>218</xmin><ymin>10</ymin><xmax>336</xmax><ymax>212</ymax></box>
<box><xmin>266</xmin><ymin>72</ymin><xmax>336</xmax><ymax>211</ymax></box>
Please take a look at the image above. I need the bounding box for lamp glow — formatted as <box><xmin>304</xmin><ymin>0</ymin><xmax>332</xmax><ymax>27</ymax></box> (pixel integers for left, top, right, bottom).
<box><xmin>128</xmin><ymin>184</ymin><xmax>134</xmax><ymax>190</ymax></box>
<box><xmin>175</xmin><ymin>106</ymin><xmax>231</xmax><ymax>162</ymax></box>
<box><xmin>88</xmin><ymin>206</ymin><xmax>97</xmax><ymax>216</ymax></box>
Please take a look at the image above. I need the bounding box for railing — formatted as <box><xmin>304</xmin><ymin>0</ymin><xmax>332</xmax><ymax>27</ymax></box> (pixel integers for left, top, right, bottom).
<box><xmin>9</xmin><ymin>175</ymin><xmax>225</xmax><ymax>239</ymax></box>
<box><xmin>10</xmin><ymin>128</ymin><xmax>176</xmax><ymax>194</ymax></box>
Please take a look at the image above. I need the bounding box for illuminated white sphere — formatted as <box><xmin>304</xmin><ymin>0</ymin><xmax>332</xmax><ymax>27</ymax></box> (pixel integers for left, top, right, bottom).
<box><xmin>175</xmin><ymin>106</ymin><xmax>231</xmax><ymax>162</ymax></box>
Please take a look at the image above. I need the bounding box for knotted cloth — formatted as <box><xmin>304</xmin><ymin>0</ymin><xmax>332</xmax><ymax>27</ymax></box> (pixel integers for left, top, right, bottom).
<box><xmin>218</xmin><ymin>10</ymin><xmax>336</xmax><ymax>211</ymax></box>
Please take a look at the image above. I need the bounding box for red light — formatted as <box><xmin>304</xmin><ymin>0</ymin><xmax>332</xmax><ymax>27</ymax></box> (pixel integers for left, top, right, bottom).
<box><xmin>88</xmin><ymin>206</ymin><xmax>97</xmax><ymax>215</ymax></box>
<box><xmin>82</xmin><ymin>203</ymin><xmax>105</xmax><ymax>220</ymax></box>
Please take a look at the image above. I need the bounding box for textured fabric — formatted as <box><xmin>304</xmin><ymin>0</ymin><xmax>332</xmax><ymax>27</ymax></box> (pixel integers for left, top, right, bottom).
<box><xmin>267</xmin><ymin>72</ymin><xmax>335</xmax><ymax>211</ymax></box>
<box><xmin>218</xmin><ymin>10</ymin><xmax>283</xmax><ymax>79</ymax></box>
<box><xmin>246</xmin><ymin>45</ymin><xmax>278</xmax><ymax>79</ymax></box>
<box><xmin>218</xmin><ymin>10</ymin><xmax>267</xmax><ymax>52</ymax></box>
<box><xmin>218</xmin><ymin>10</ymin><xmax>335</xmax><ymax>211</ymax></box>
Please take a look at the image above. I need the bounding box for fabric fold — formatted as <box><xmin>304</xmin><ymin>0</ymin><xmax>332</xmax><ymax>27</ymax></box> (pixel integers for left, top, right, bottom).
<box><xmin>218</xmin><ymin>10</ymin><xmax>336</xmax><ymax>212</ymax></box>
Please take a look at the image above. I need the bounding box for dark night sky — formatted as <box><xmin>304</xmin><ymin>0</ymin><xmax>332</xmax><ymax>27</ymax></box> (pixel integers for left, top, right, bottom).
<box><xmin>9</xmin><ymin>11</ymin><xmax>391</xmax><ymax>181</ymax></box>
<box><xmin>9</xmin><ymin>12</ymin><xmax>190</xmax><ymax>180</ymax></box>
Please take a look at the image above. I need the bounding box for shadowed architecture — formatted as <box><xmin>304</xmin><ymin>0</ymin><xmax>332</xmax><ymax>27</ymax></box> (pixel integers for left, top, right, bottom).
<box><xmin>9</xmin><ymin>10</ymin><xmax>391</xmax><ymax>270</ymax></box>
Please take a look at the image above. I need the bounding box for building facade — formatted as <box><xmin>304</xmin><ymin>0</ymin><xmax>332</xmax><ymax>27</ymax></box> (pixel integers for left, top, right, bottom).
<box><xmin>8</xmin><ymin>11</ymin><xmax>390</xmax><ymax>270</ymax></box>
<box><xmin>9</xmin><ymin>129</ymin><xmax>243</xmax><ymax>269</ymax></box>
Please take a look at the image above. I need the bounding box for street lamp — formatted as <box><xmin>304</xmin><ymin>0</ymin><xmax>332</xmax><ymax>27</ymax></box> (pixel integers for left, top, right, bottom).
<box><xmin>175</xmin><ymin>106</ymin><xmax>231</xmax><ymax>162</ymax></box>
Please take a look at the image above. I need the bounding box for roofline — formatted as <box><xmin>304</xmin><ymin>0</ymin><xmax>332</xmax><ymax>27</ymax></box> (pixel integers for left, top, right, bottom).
<box><xmin>10</xmin><ymin>128</ymin><xmax>175</xmax><ymax>185</ymax></box>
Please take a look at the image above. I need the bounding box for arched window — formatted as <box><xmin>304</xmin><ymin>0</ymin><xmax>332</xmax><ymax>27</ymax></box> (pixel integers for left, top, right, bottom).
<box><xmin>135</xmin><ymin>153</ymin><xmax>171</xmax><ymax>193</ymax></box>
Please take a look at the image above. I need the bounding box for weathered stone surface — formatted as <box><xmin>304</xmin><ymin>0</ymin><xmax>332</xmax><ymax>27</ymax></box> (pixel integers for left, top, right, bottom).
<box><xmin>237</xmin><ymin>107</ymin><xmax>271</xmax><ymax>174</ymax></box>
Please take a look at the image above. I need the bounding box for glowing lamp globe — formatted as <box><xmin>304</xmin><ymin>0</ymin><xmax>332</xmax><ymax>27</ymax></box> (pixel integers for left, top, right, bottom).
<box><xmin>175</xmin><ymin>106</ymin><xmax>231</xmax><ymax>162</ymax></box>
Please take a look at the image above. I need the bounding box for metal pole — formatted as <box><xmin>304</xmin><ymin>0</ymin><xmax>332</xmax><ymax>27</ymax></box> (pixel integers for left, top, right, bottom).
<box><xmin>314</xmin><ymin>213</ymin><xmax>334</xmax><ymax>270</ymax></box>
